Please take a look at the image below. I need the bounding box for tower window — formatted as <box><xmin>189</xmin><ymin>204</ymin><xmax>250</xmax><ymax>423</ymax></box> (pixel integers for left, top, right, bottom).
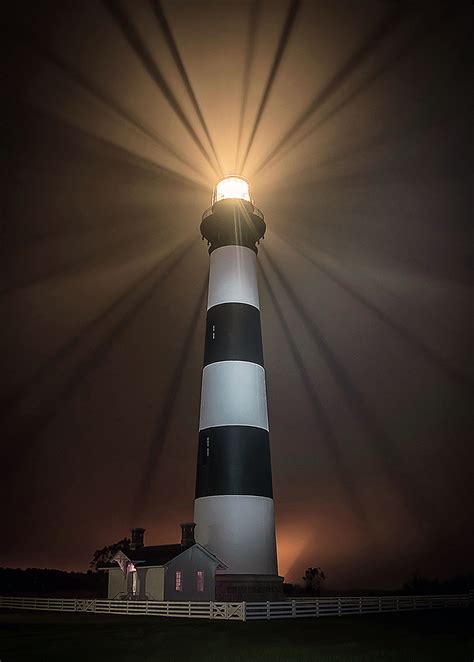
<box><xmin>175</xmin><ymin>570</ymin><xmax>182</xmax><ymax>591</ymax></box>
<box><xmin>197</xmin><ymin>571</ymin><xmax>204</xmax><ymax>592</ymax></box>
<box><xmin>201</xmin><ymin>437</ymin><xmax>210</xmax><ymax>466</ymax></box>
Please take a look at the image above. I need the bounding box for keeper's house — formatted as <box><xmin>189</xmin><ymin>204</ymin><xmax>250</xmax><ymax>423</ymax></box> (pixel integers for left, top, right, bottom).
<box><xmin>100</xmin><ymin>524</ymin><xmax>226</xmax><ymax>601</ymax></box>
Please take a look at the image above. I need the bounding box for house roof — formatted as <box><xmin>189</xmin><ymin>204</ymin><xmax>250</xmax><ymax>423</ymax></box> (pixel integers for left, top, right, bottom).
<box><xmin>131</xmin><ymin>544</ymin><xmax>184</xmax><ymax>566</ymax></box>
<box><xmin>99</xmin><ymin>543</ymin><xmax>227</xmax><ymax>570</ymax></box>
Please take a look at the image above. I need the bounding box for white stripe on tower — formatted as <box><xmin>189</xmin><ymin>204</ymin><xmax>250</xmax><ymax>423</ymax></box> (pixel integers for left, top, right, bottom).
<box><xmin>207</xmin><ymin>245</ymin><xmax>260</xmax><ymax>310</ymax></box>
<box><xmin>194</xmin><ymin>186</ymin><xmax>278</xmax><ymax>576</ymax></box>
<box><xmin>200</xmin><ymin>361</ymin><xmax>268</xmax><ymax>431</ymax></box>
<box><xmin>194</xmin><ymin>496</ymin><xmax>277</xmax><ymax>575</ymax></box>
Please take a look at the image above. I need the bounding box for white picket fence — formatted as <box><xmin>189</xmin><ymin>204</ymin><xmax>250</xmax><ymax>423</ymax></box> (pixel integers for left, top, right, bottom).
<box><xmin>246</xmin><ymin>593</ymin><xmax>470</xmax><ymax>620</ymax></box>
<box><xmin>0</xmin><ymin>596</ymin><xmax>244</xmax><ymax>620</ymax></box>
<box><xmin>0</xmin><ymin>592</ymin><xmax>471</xmax><ymax>621</ymax></box>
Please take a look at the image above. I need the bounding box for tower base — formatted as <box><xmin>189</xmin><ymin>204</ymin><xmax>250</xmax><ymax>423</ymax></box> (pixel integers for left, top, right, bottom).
<box><xmin>215</xmin><ymin>574</ymin><xmax>284</xmax><ymax>602</ymax></box>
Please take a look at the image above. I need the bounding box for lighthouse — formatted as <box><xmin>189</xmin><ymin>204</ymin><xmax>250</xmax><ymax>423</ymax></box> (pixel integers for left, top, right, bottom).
<box><xmin>194</xmin><ymin>176</ymin><xmax>283</xmax><ymax>601</ymax></box>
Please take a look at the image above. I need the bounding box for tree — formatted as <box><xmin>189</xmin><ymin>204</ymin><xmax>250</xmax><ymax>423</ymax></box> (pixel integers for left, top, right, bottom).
<box><xmin>89</xmin><ymin>538</ymin><xmax>131</xmax><ymax>572</ymax></box>
<box><xmin>302</xmin><ymin>567</ymin><xmax>326</xmax><ymax>595</ymax></box>
<box><xmin>402</xmin><ymin>573</ymin><xmax>440</xmax><ymax>595</ymax></box>
<box><xmin>402</xmin><ymin>572</ymin><xmax>474</xmax><ymax>595</ymax></box>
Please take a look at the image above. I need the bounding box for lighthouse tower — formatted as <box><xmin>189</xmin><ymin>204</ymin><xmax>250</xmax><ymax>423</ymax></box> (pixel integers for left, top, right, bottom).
<box><xmin>194</xmin><ymin>176</ymin><xmax>283</xmax><ymax>601</ymax></box>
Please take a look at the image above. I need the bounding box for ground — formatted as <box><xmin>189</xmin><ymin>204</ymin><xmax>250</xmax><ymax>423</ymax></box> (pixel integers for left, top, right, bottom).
<box><xmin>0</xmin><ymin>608</ymin><xmax>472</xmax><ymax>661</ymax></box>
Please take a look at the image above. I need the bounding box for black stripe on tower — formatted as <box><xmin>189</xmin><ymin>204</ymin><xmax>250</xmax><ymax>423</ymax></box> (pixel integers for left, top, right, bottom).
<box><xmin>196</xmin><ymin>426</ymin><xmax>273</xmax><ymax>498</ymax></box>
<box><xmin>204</xmin><ymin>303</ymin><xmax>263</xmax><ymax>367</ymax></box>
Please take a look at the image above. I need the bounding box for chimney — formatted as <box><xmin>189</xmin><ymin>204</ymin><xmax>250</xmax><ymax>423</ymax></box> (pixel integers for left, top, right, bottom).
<box><xmin>130</xmin><ymin>528</ymin><xmax>145</xmax><ymax>550</ymax></box>
<box><xmin>180</xmin><ymin>522</ymin><xmax>196</xmax><ymax>547</ymax></box>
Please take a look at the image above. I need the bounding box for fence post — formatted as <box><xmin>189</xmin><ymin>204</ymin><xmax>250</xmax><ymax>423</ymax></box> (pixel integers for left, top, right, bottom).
<box><xmin>316</xmin><ymin>598</ymin><xmax>319</xmax><ymax>618</ymax></box>
<box><xmin>266</xmin><ymin>601</ymin><xmax>270</xmax><ymax>620</ymax></box>
<box><xmin>242</xmin><ymin>602</ymin><xmax>246</xmax><ymax>622</ymax></box>
<box><xmin>378</xmin><ymin>597</ymin><xmax>382</xmax><ymax>612</ymax></box>
<box><xmin>188</xmin><ymin>602</ymin><xmax>191</xmax><ymax>617</ymax></box>
<box><xmin>338</xmin><ymin>598</ymin><xmax>341</xmax><ymax>617</ymax></box>
<box><xmin>291</xmin><ymin>600</ymin><xmax>296</xmax><ymax>618</ymax></box>
<box><xmin>209</xmin><ymin>601</ymin><xmax>213</xmax><ymax>619</ymax></box>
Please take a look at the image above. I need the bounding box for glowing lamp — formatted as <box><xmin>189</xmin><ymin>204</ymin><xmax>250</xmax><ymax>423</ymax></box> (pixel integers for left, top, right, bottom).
<box><xmin>213</xmin><ymin>176</ymin><xmax>251</xmax><ymax>204</ymax></box>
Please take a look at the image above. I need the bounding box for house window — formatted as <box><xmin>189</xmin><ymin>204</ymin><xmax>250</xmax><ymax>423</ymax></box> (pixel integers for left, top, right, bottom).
<box><xmin>175</xmin><ymin>570</ymin><xmax>182</xmax><ymax>592</ymax></box>
<box><xmin>197</xmin><ymin>571</ymin><xmax>204</xmax><ymax>592</ymax></box>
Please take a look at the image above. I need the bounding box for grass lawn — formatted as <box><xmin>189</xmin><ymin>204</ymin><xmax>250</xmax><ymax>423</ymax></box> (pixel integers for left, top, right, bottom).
<box><xmin>0</xmin><ymin>607</ymin><xmax>472</xmax><ymax>661</ymax></box>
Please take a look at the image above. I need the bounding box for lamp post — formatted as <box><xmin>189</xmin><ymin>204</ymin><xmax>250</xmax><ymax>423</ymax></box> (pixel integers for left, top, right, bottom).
<box><xmin>194</xmin><ymin>176</ymin><xmax>282</xmax><ymax>601</ymax></box>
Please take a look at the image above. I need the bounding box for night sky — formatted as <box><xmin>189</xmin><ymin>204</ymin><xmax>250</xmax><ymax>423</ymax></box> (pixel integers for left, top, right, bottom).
<box><xmin>2</xmin><ymin>1</ymin><xmax>472</xmax><ymax>589</ymax></box>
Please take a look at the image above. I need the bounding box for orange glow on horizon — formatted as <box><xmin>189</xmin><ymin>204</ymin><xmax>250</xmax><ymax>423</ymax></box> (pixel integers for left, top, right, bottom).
<box><xmin>276</xmin><ymin>526</ymin><xmax>311</xmax><ymax>582</ymax></box>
